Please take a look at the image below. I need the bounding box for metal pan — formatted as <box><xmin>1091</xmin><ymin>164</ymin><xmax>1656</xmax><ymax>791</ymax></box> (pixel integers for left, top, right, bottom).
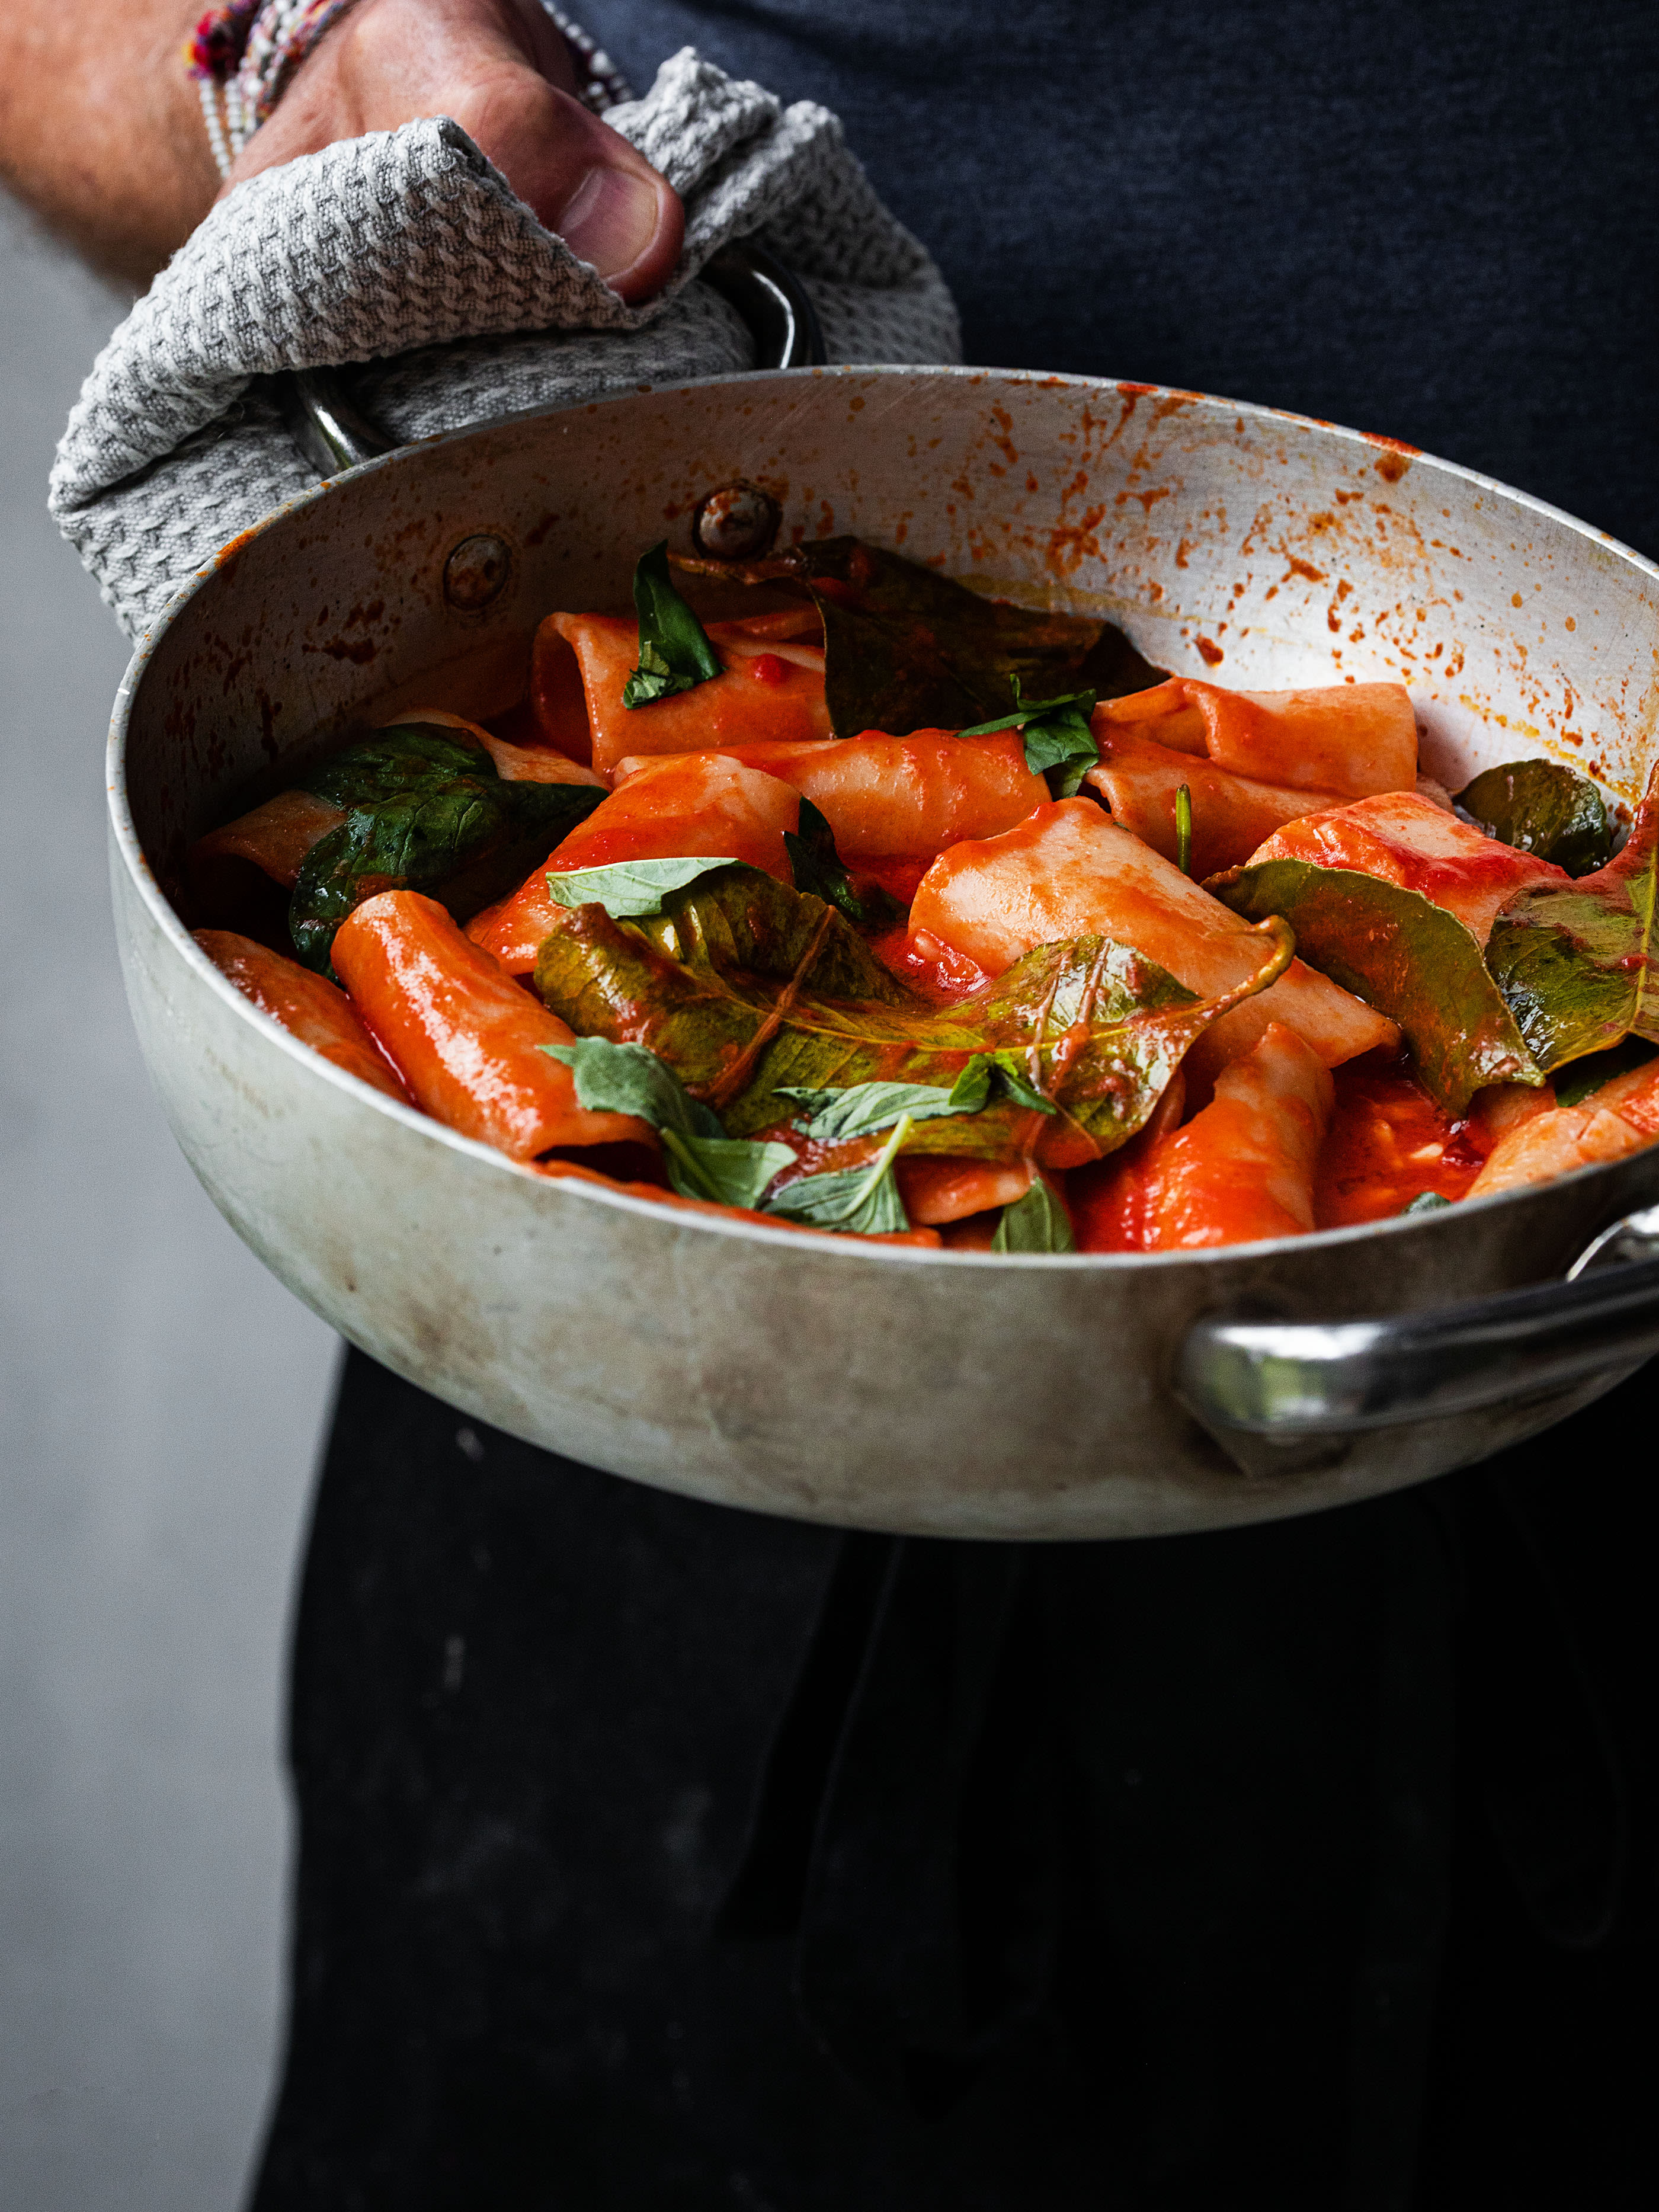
<box><xmin>108</xmin><ymin>363</ymin><xmax>1659</xmax><ymax>1538</ymax></box>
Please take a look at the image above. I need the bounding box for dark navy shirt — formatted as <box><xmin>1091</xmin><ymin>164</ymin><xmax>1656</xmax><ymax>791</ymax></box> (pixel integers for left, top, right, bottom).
<box><xmin>584</xmin><ymin>1</ymin><xmax>1659</xmax><ymax>557</ymax></box>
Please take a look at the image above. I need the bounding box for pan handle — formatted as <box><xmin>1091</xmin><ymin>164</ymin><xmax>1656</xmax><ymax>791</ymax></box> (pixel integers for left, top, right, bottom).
<box><xmin>1174</xmin><ymin>1203</ymin><xmax>1659</xmax><ymax>1445</ymax></box>
<box><xmin>274</xmin><ymin>239</ymin><xmax>827</xmax><ymax>478</ymax></box>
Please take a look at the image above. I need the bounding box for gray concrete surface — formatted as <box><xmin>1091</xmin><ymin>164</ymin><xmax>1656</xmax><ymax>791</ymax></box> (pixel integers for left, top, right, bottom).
<box><xmin>0</xmin><ymin>199</ymin><xmax>336</xmax><ymax>2208</ymax></box>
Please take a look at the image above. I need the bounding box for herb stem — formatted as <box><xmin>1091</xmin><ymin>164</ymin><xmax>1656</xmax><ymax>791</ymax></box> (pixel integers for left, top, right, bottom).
<box><xmin>660</xmin><ymin>1126</ymin><xmax>721</xmax><ymax>1202</ymax></box>
<box><xmin>856</xmin><ymin>1112</ymin><xmax>915</xmax><ymax>1202</ymax></box>
<box><xmin>1176</xmin><ymin>784</ymin><xmax>1193</xmax><ymax>876</ymax></box>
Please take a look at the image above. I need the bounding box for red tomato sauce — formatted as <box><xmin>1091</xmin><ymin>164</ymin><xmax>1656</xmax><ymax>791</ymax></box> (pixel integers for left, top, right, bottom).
<box><xmin>872</xmin><ymin>927</ymin><xmax>989</xmax><ymax>1004</ymax></box>
<box><xmin>1314</xmin><ymin>1052</ymin><xmax>1487</xmax><ymax>1227</ymax></box>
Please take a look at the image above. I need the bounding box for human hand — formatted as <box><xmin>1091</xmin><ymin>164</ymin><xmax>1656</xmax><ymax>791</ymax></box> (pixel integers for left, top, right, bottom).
<box><xmin>222</xmin><ymin>0</ymin><xmax>683</xmax><ymax>301</ymax></box>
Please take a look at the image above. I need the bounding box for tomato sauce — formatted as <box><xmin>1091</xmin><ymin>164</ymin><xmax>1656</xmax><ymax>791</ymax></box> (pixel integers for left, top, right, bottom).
<box><xmin>1313</xmin><ymin>1052</ymin><xmax>1488</xmax><ymax>1227</ymax></box>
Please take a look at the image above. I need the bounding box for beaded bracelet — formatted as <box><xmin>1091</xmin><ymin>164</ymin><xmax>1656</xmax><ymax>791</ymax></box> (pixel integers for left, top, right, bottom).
<box><xmin>187</xmin><ymin>1</ymin><xmax>635</xmax><ymax>180</ymax></box>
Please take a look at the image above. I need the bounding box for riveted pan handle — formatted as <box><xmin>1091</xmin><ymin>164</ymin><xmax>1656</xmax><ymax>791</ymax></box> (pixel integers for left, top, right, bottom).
<box><xmin>1174</xmin><ymin>1204</ymin><xmax>1659</xmax><ymax>1447</ymax></box>
<box><xmin>275</xmin><ymin>240</ymin><xmax>827</xmax><ymax>478</ymax></box>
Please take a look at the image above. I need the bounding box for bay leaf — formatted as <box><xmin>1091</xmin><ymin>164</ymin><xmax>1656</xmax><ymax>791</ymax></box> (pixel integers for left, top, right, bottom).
<box><xmin>1212</xmin><ymin>858</ymin><xmax>1542</xmax><ymax>1113</ymax></box>
<box><xmin>1457</xmin><ymin>758</ymin><xmax>1611</xmax><ymax>878</ymax></box>
<box><xmin>674</xmin><ymin>536</ymin><xmax>1161</xmax><ymax>738</ymax></box>
<box><xmin>1482</xmin><ymin>766</ymin><xmax>1659</xmax><ymax>1074</ymax></box>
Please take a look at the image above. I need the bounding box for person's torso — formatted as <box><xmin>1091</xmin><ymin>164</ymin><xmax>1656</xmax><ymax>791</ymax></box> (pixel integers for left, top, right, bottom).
<box><xmin>582</xmin><ymin>0</ymin><xmax>1659</xmax><ymax>555</ymax></box>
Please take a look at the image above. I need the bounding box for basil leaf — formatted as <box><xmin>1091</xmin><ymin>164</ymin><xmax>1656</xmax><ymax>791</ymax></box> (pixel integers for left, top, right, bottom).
<box><xmin>673</xmin><ymin>536</ymin><xmax>1161</xmax><ymax>738</ymax></box>
<box><xmin>547</xmin><ymin>855</ymin><xmax>747</xmax><ymax>920</ymax></box>
<box><xmin>289</xmin><ymin>774</ymin><xmax>601</xmax><ymax>976</ymax></box>
<box><xmin>302</xmin><ymin>722</ymin><xmax>491</xmax><ymax>806</ymax></box>
<box><xmin>764</xmin><ymin>1116</ymin><xmax>914</xmax><ymax>1236</ymax></box>
<box><xmin>774</xmin><ymin>1077</ymin><xmax>972</xmax><ymax>1141</ymax></box>
<box><xmin>622</xmin><ymin>542</ymin><xmax>722</xmax><ymax>708</ymax></box>
<box><xmin>1175</xmin><ymin>783</ymin><xmax>1194</xmax><ymax>876</ymax></box>
<box><xmin>957</xmin><ymin>676</ymin><xmax>1100</xmax><ymax>799</ymax></box>
<box><xmin>659</xmin><ymin>1129</ymin><xmax>795</xmax><ymax>1208</ymax></box>
<box><xmin>956</xmin><ymin>682</ymin><xmax>1098</xmax><ymax>739</ymax></box>
<box><xmin>945</xmin><ymin>1058</ymin><xmax>993</xmax><ymax>1113</ymax></box>
<box><xmin>991</xmin><ymin>1176</ymin><xmax>1076</xmax><ymax>1251</ymax></box>
<box><xmin>1024</xmin><ymin>706</ymin><xmax>1100</xmax><ymax>798</ymax></box>
<box><xmin>1551</xmin><ymin>1037</ymin><xmax>1659</xmax><ymax>1109</ymax></box>
<box><xmin>1213</xmin><ymin>858</ymin><xmax>1542</xmax><ymax>1113</ymax></box>
<box><xmin>1482</xmin><ymin>764</ymin><xmax>1659</xmax><ymax>1074</ymax></box>
<box><xmin>987</xmin><ymin>1055</ymin><xmax>1060</xmax><ymax>1115</ymax></box>
<box><xmin>1457</xmin><ymin>759</ymin><xmax>1612</xmax><ymax>878</ymax></box>
<box><xmin>783</xmin><ymin>798</ymin><xmax>906</xmax><ymax>931</ymax></box>
<box><xmin>540</xmin><ymin>1036</ymin><xmax>722</xmax><ymax>1139</ymax></box>
<box><xmin>1400</xmin><ymin>1190</ymin><xmax>1453</xmax><ymax>1215</ymax></box>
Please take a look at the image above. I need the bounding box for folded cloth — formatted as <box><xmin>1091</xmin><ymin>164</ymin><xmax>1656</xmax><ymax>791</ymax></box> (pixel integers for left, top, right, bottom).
<box><xmin>49</xmin><ymin>46</ymin><xmax>959</xmax><ymax>639</ymax></box>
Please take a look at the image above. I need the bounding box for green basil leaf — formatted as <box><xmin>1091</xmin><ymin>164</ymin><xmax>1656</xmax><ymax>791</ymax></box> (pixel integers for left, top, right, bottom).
<box><xmin>987</xmin><ymin>1055</ymin><xmax>1060</xmax><ymax>1115</ymax></box>
<box><xmin>546</xmin><ymin>854</ymin><xmax>747</xmax><ymax>920</ymax></box>
<box><xmin>1213</xmin><ymin>858</ymin><xmax>1542</xmax><ymax>1113</ymax></box>
<box><xmin>673</xmin><ymin>536</ymin><xmax>1161</xmax><ymax>738</ymax></box>
<box><xmin>764</xmin><ymin>1116</ymin><xmax>914</xmax><ymax>1236</ymax></box>
<box><xmin>540</xmin><ymin>1036</ymin><xmax>722</xmax><ymax>1139</ymax></box>
<box><xmin>1552</xmin><ymin>1037</ymin><xmax>1659</xmax><ymax>1110</ymax></box>
<box><xmin>956</xmin><ymin>681</ymin><xmax>1098</xmax><ymax>739</ymax></box>
<box><xmin>660</xmin><ymin>1129</ymin><xmax>796</xmax><ymax>1208</ymax></box>
<box><xmin>1400</xmin><ymin>1190</ymin><xmax>1453</xmax><ymax>1216</ymax></box>
<box><xmin>1457</xmin><ymin>760</ymin><xmax>1612</xmax><ymax>878</ymax></box>
<box><xmin>635</xmin><ymin>867</ymin><xmax>912</xmax><ymax>1004</ymax></box>
<box><xmin>946</xmin><ymin>1058</ymin><xmax>994</xmax><ymax>1113</ymax></box>
<box><xmin>1482</xmin><ymin>766</ymin><xmax>1659</xmax><ymax>1074</ymax></box>
<box><xmin>1025</xmin><ymin>707</ymin><xmax>1100</xmax><ymax>798</ymax></box>
<box><xmin>991</xmin><ymin>1176</ymin><xmax>1076</xmax><ymax>1251</ymax></box>
<box><xmin>622</xmin><ymin>541</ymin><xmax>722</xmax><ymax>709</ymax></box>
<box><xmin>301</xmin><ymin>722</ymin><xmax>492</xmax><ymax>806</ymax></box>
<box><xmin>956</xmin><ymin>676</ymin><xmax>1101</xmax><ymax>798</ymax></box>
<box><xmin>289</xmin><ymin>776</ymin><xmax>602</xmax><ymax>977</ymax></box>
<box><xmin>774</xmin><ymin>1077</ymin><xmax>973</xmax><ymax>1141</ymax></box>
<box><xmin>783</xmin><ymin>797</ymin><xmax>906</xmax><ymax>931</ymax></box>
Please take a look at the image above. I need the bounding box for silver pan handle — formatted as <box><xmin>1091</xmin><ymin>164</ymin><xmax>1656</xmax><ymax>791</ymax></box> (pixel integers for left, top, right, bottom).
<box><xmin>275</xmin><ymin>240</ymin><xmax>827</xmax><ymax>478</ymax></box>
<box><xmin>1174</xmin><ymin>1204</ymin><xmax>1659</xmax><ymax>1443</ymax></box>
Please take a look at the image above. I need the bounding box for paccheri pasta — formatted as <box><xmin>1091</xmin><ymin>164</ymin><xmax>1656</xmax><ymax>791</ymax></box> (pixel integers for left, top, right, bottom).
<box><xmin>187</xmin><ymin>536</ymin><xmax>1659</xmax><ymax>1253</ymax></box>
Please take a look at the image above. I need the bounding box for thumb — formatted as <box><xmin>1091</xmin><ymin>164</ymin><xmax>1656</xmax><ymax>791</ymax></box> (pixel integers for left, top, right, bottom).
<box><xmin>457</xmin><ymin>73</ymin><xmax>683</xmax><ymax>302</ymax></box>
<box><xmin>219</xmin><ymin>0</ymin><xmax>684</xmax><ymax>303</ymax></box>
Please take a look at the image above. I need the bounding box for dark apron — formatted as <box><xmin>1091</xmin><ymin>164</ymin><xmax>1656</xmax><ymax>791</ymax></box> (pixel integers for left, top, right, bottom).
<box><xmin>254</xmin><ymin>5</ymin><xmax>1659</xmax><ymax>2203</ymax></box>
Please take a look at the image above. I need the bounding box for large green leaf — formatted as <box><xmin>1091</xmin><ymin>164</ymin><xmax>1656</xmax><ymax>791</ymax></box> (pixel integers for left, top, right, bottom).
<box><xmin>1456</xmin><ymin>759</ymin><xmax>1611</xmax><ymax>878</ymax></box>
<box><xmin>1482</xmin><ymin>768</ymin><xmax>1659</xmax><ymax>1074</ymax></box>
<box><xmin>534</xmin><ymin>870</ymin><xmax>1293</xmax><ymax>1168</ymax></box>
<box><xmin>674</xmin><ymin>536</ymin><xmax>1162</xmax><ymax>738</ymax></box>
<box><xmin>290</xmin><ymin>767</ymin><xmax>601</xmax><ymax>976</ymax></box>
<box><xmin>634</xmin><ymin>866</ymin><xmax>913</xmax><ymax>1006</ymax></box>
<box><xmin>300</xmin><ymin>722</ymin><xmax>492</xmax><ymax>806</ymax></box>
<box><xmin>1212</xmin><ymin>859</ymin><xmax>1542</xmax><ymax>1113</ymax></box>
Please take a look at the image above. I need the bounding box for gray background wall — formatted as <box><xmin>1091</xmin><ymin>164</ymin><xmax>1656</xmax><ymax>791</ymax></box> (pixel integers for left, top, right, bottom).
<box><xmin>0</xmin><ymin>199</ymin><xmax>336</xmax><ymax>2208</ymax></box>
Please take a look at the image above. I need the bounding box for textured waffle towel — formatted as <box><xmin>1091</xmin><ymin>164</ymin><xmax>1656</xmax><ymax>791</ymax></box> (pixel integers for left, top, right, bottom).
<box><xmin>49</xmin><ymin>47</ymin><xmax>959</xmax><ymax>638</ymax></box>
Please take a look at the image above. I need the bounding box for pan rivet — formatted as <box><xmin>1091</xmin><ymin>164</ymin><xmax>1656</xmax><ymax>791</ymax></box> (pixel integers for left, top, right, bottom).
<box><xmin>691</xmin><ymin>482</ymin><xmax>781</xmax><ymax>561</ymax></box>
<box><xmin>443</xmin><ymin>534</ymin><xmax>513</xmax><ymax>612</ymax></box>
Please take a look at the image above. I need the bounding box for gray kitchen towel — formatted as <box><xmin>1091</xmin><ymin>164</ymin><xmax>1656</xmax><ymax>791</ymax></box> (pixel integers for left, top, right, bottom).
<box><xmin>49</xmin><ymin>46</ymin><xmax>959</xmax><ymax>638</ymax></box>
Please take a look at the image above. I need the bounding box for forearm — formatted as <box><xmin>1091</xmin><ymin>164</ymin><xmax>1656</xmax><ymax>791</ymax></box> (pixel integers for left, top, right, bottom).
<box><xmin>0</xmin><ymin>1</ymin><xmax>217</xmax><ymax>284</ymax></box>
